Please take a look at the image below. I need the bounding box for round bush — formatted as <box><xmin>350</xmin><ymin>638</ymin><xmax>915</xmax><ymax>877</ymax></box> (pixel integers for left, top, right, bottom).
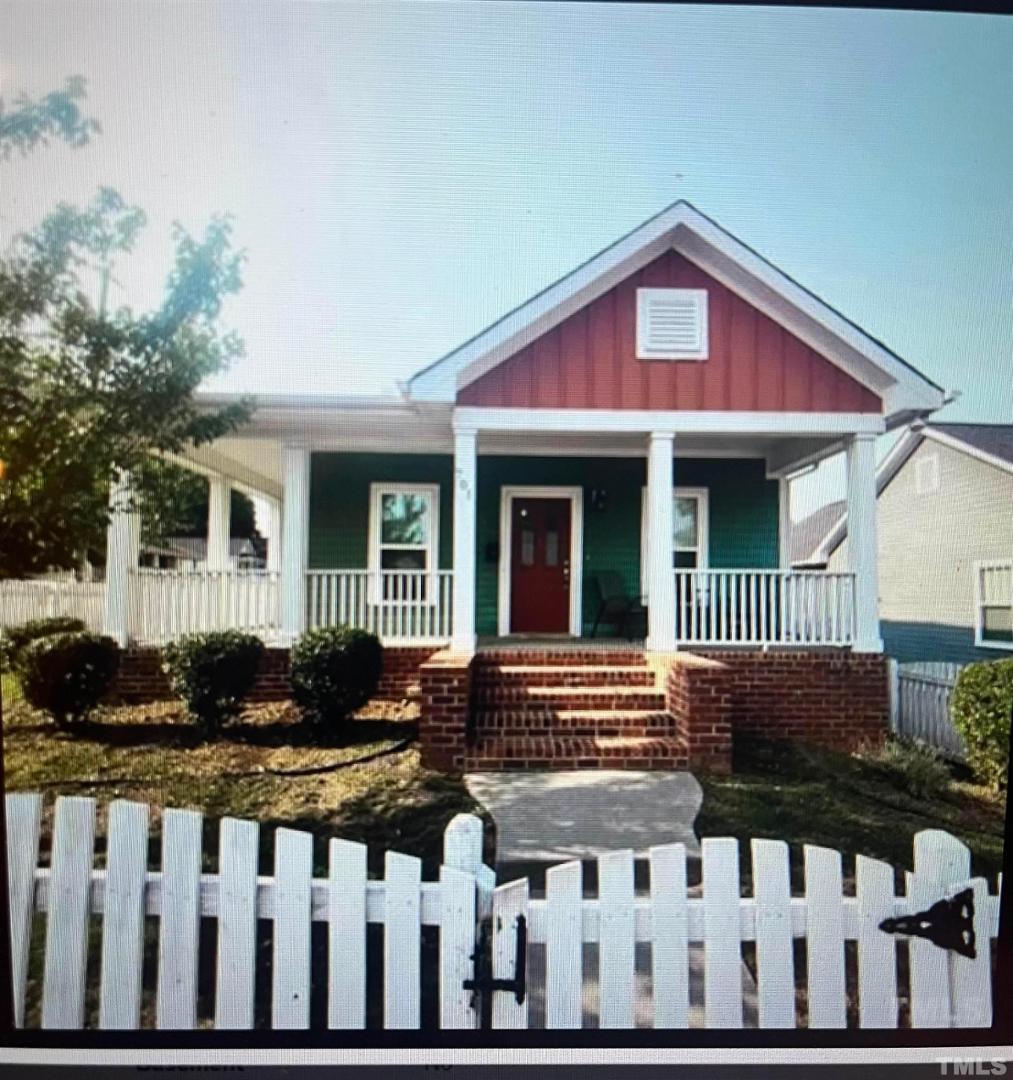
<box><xmin>16</xmin><ymin>632</ymin><xmax>119</xmax><ymax>728</ymax></box>
<box><xmin>951</xmin><ymin>658</ymin><xmax>1012</xmax><ymax>791</ymax></box>
<box><xmin>290</xmin><ymin>627</ymin><xmax>383</xmax><ymax>726</ymax></box>
<box><xmin>1</xmin><ymin>615</ymin><xmax>87</xmax><ymax>672</ymax></box>
<box><xmin>162</xmin><ymin>631</ymin><xmax>265</xmax><ymax>736</ymax></box>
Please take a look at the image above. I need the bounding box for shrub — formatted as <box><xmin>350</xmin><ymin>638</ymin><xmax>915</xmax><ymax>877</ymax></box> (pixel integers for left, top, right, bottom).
<box><xmin>162</xmin><ymin>631</ymin><xmax>264</xmax><ymax>736</ymax></box>
<box><xmin>16</xmin><ymin>632</ymin><xmax>119</xmax><ymax>728</ymax></box>
<box><xmin>951</xmin><ymin>658</ymin><xmax>1012</xmax><ymax>791</ymax></box>
<box><xmin>290</xmin><ymin>627</ymin><xmax>383</xmax><ymax>727</ymax></box>
<box><xmin>870</xmin><ymin>737</ymin><xmax>952</xmax><ymax>800</ymax></box>
<box><xmin>1</xmin><ymin>615</ymin><xmax>87</xmax><ymax>672</ymax></box>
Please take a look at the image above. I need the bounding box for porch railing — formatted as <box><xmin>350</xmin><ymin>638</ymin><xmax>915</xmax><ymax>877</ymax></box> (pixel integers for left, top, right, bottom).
<box><xmin>674</xmin><ymin>569</ymin><xmax>856</xmax><ymax>647</ymax></box>
<box><xmin>306</xmin><ymin>569</ymin><xmax>454</xmax><ymax>643</ymax></box>
<box><xmin>129</xmin><ymin>570</ymin><xmax>281</xmax><ymax>643</ymax></box>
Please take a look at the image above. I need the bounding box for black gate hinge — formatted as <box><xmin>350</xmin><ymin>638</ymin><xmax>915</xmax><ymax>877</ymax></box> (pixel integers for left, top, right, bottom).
<box><xmin>463</xmin><ymin>914</ymin><xmax>527</xmax><ymax>1006</ymax></box>
<box><xmin>879</xmin><ymin>886</ymin><xmax>976</xmax><ymax>959</ymax></box>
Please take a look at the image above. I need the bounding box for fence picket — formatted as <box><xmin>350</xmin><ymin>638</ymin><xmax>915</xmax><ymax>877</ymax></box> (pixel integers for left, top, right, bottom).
<box><xmin>702</xmin><ymin>837</ymin><xmax>743</xmax><ymax>1028</ymax></box>
<box><xmin>6</xmin><ymin>793</ymin><xmax>42</xmax><ymax>1028</ymax></box>
<box><xmin>214</xmin><ymin>817</ymin><xmax>260</xmax><ymax>1030</ymax></box>
<box><xmin>384</xmin><ymin>850</ymin><xmax>422</xmax><ymax>1029</ymax></box>
<box><xmin>751</xmin><ymin>839</ymin><xmax>795</xmax><ymax>1028</ymax></box>
<box><xmin>327</xmin><ymin>838</ymin><xmax>368</xmax><ymax>1029</ymax></box>
<box><xmin>545</xmin><ymin>860</ymin><xmax>583</xmax><ymax>1029</ymax></box>
<box><xmin>272</xmin><ymin>828</ymin><xmax>313</xmax><ymax>1030</ymax></box>
<box><xmin>803</xmin><ymin>845</ymin><xmax>846</xmax><ymax>1028</ymax></box>
<box><xmin>491</xmin><ymin>878</ymin><xmax>528</xmax><ymax>1029</ymax></box>
<box><xmin>649</xmin><ymin>842</ymin><xmax>689</xmax><ymax>1029</ymax></box>
<box><xmin>855</xmin><ymin>855</ymin><xmax>898</xmax><ymax>1028</ymax></box>
<box><xmin>41</xmin><ymin>797</ymin><xmax>96</xmax><ymax>1029</ymax></box>
<box><xmin>908</xmin><ymin>830</ymin><xmax>971</xmax><ymax>1028</ymax></box>
<box><xmin>98</xmin><ymin>801</ymin><xmax>149</xmax><ymax>1029</ymax></box>
<box><xmin>439</xmin><ymin>866</ymin><xmax>478</xmax><ymax>1029</ymax></box>
<box><xmin>950</xmin><ymin>878</ymin><xmax>992</xmax><ymax>1027</ymax></box>
<box><xmin>598</xmin><ymin>849</ymin><xmax>636</xmax><ymax>1029</ymax></box>
<box><xmin>156</xmin><ymin>808</ymin><xmax>203</xmax><ymax>1030</ymax></box>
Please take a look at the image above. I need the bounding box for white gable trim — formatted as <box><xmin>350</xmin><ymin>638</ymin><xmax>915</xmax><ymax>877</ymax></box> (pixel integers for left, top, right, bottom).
<box><xmin>407</xmin><ymin>202</ymin><xmax>945</xmax><ymax>420</ymax></box>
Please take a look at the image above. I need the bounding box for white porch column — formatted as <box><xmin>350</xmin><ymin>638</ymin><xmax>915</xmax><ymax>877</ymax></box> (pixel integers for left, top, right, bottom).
<box><xmin>103</xmin><ymin>470</ymin><xmax>140</xmax><ymax>647</ymax></box>
<box><xmin>451</xmin><ymin>426</ymin><xmax>477</xmax><ymax>654</ymax></box>
<box><xmin>280</xmin><ymin>443</ymin><xmax>310</xmax><ymax>641</ymax></box>
<box><xmin>206</xmin><ymin>475</ymin><xmax>231</xmax><ymax>572</ymax></box>
<box><xmin>846</xmin><ymin>433</ymin><xmax>883</xmax><ymax>652</ymax></box>
<box><xmin>645</xmin><ymin>431</ymin><xmax>677</xmax><ymax>653</ymax></box>
<box><xmin>778</xmin><ymin>476</ymin><xmax>791</xmax><ymax>568</ymax></box>
<box><xmin>265</xmin><ymin>498</ymin><xmax>282</xmax><ymax>574</ymax></box>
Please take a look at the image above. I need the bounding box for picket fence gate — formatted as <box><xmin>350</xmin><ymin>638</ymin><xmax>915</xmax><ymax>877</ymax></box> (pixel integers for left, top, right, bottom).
<box><xmin>4</xmin><ymin>793</ymin><xmax>1002</xmax><ymax>1031</ymax></box>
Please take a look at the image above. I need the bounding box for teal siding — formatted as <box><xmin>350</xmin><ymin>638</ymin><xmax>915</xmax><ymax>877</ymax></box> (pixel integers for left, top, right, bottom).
<box><xmin>307</xmin><ymin>452</ymin><xmax>779</xmax><ymax>633</ymax></box>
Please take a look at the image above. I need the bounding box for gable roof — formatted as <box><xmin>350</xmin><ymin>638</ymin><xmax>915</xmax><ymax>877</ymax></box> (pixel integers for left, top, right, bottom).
<box><xmin>817</xmin><ymin>421</ymin><xmax>1013</xmax><ymax>560</ymax></box>
<box><xmin>790</xmin><ymin>499</ymin><xmax>846</xmax><ymax>565</ymax></box>
<box><xmin>408</xmin><ymin>199</ymin><xmax>945</xmax><ymax>422</ymax></box>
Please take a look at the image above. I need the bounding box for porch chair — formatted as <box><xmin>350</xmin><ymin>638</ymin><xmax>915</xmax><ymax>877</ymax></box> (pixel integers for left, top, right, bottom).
<box><xmin>588</xmin><ymin>571</ymin><xmax>646</xmax><ymax>640</ymax></box>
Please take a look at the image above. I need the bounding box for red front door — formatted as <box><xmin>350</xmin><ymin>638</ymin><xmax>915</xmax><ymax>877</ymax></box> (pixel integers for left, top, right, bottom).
<box><xmin>509</xmin><ymin>497</ymin><xmax>571</xmax><ymax>633</ymax></box>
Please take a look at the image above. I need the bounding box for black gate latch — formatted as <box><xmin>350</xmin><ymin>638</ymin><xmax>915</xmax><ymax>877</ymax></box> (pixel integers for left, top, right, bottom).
<box><xmin>879</xmin><ymin>887</ymin><xmax>976</xmax><ymax>959</ymax></box>
<box><xmin>463</xmin><ymin>914</ymin><xmax>527</xmax><ymax>1006</ymax></box>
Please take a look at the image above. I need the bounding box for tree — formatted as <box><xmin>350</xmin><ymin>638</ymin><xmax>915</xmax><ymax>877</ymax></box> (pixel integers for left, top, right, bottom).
<box><xmin>0</xmin><ymin>81</ymin><xmax>253</xmax><ymax>577</ymax></box>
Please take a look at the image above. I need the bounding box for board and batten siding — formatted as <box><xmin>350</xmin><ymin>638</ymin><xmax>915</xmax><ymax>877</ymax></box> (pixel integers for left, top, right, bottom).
<box><xmin>308</xmin><ymin>453</ymin><xmax>778</xmax><ymax>637</ymax></box>
<box><xmin>458</xmin><ymin>250</ymin><xmax>882</xmax><ymax>413</ymax></box>
<box><xmin>828</xmin><ymin>439</ymin><xmax>1013</xmax><ymax>663</ymax></box>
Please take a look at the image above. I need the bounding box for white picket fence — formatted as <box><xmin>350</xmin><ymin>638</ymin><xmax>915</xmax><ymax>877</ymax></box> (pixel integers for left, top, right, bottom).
<box><xmin>0</xmin><ymin>579</ymin><xmax>106</xmax><ymax>634</ymax></box>
<box><xmin>5</xmin><ymin>793</ymin><xmax>1001</xmax><ymax>1030</ymax></box>
<box><xmin>890</xmin><ymin>661</ymin><xmax>967</xmax><ymax>761</ymax></box>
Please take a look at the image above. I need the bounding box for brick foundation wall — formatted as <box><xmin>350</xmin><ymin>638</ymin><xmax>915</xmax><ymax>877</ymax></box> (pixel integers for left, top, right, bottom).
<box><xmin>665</xmin><ymin>653</ymin><xmax>733</xmax><ymax>774</ymax></box>
<box><xmin>418</xmin><ymin>650</ymin><xmax>474</xmax><ymax>773</ymax></box>
<box><xmin>692</xmin><ymin>649</ymin><xmax>889</xmax><ymax>752</ymax></box>
<box><xmin>111</xmin><ymin>645</ymin><xmax>439</xmax><ymax>704</ymax></box>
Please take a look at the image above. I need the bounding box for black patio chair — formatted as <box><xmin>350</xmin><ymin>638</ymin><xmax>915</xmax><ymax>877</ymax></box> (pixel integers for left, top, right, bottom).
<box><xmin>588</xmin><ymin>571</ymin><xmax>646</xmax><ymax>639</ymax></box>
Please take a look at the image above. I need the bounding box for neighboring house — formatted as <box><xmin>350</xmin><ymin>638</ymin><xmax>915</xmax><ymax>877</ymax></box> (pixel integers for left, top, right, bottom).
<box><xmin>788</xmin><ymin>499</ymin><xmax>846</xmax><ymax>568</ymax></box>
<box><xmin>163</xmin><ymin>537</ymin><xmax>265</xmax><ymax>572</ymax></box>
<box><xmin>102</xmin><ymin>200</ymin><xmax>947</xmax><ymax>772</ymax></box>
<box><xmin>818</xmin><ymin>422</ymin><xmax>1013</xmax><ymax>663</ymax></box>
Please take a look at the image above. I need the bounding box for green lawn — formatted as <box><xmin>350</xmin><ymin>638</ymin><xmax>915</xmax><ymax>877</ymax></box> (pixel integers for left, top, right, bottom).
<box><xmin>696</xmin><ymin>736</ymin><xmax>1006</xmax><ymax>890</ymax></box>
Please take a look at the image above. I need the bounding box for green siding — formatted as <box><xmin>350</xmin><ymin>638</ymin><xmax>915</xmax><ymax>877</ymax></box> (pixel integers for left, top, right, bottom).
<box><xmin>307</xmin><ymin>452</ymin><xmax>779</xmax><ymax>633</ymax></box>
<box><xmin>308</xmin><ymin>453</ymin><xmax>454</xmax><ymax>569</ymax></box>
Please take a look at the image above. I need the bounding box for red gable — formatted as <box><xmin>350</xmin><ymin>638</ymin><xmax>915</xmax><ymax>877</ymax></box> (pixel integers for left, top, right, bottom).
<box><xmin>458</xmin><ymin>250</ymin><xmax>881</xmax><ymax>412</ymax></box>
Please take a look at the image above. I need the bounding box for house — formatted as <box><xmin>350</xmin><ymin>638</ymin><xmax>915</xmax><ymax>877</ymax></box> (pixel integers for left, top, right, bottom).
<box><xmin>817</xmin><ymin>422</ymin><xmax>1013</xmax><ymax>663</ymax></box>
<box><xmin>163</xmin><ymin>536</ymin><xmax>266</xmax><ymax>572</ymax></box>
<box><xmin>101</xmin><ymin>201</ymin><xmax>947</xmax><ymax>772</ymax></box>
<box><xmin>788</xmin><ymin>499</ymin><xmax>846</xmax><ymax>568</ymax></box>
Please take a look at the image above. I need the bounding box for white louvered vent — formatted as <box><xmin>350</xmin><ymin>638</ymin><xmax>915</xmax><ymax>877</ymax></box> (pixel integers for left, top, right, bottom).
<box><xmin>636</xmin><ymin>287</ymin><xmax>708</xmax><ymax>360</ymax></box>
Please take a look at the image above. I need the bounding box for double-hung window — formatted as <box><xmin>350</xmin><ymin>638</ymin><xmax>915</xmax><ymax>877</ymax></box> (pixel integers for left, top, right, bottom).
<box><xmin>368</xmin><ymin>483</ymin><xmax>440</xmax><ymax>603</ymax></box>
<box><xmin>640</xmin><ymin>487</ymin><xmax>709</xmax><ymax>596</ymax></box>
<box><xmin>975</xmin><ymin>560</ymin><xmax>1013</xmax><ymax>649</ymax></box>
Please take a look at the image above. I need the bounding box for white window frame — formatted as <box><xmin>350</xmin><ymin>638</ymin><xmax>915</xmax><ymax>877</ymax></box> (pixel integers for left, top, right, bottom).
<box><xmin>640</xmin><ymin>486</ymin><xmax>710</xmax><ymax>597</ymax></box>
<box><xmin>914</xmin><ymin>452</ymin><xmax>940</xmax><ymax>495</ymax></box>
<box><xmin>636</xmin><ymin>287</ymin><xmax>709</xmax><ymax>361</ymax></box>
<box><xmin>974</xmin><ymin>559</ymin><xmax>1013</xmax><ymax>651</ymax></box>
<box><xmin>367</xmin><ymin>482</ymin><xmax>440</xmax><ymax>604</ymax></box>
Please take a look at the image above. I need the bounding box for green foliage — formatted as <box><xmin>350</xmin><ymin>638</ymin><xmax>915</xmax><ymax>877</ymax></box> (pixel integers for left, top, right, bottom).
<box><xmin>0</xmin><ymin>79</ymin><xmax>253</xmax><ymax>577</ymax></box>
<box><xmin>0</xmin><ymin>615</ymin><xmax>87</xmax><ymax>671</ymax></box>
<box><xmin>162</xmin><ymin>631</ymin><xmax>264</xmax><ymax>736</ymax></box>
<box><xmin>290</xmin><ymin>627</ymin><xmax>384</xmax><ymax>727</ymax></box>
<box><xmin>868</xmin><ymin>737</ymin><xmax>952</xmax><ymax>800</ymax></box>
<box><xmin>0</xmin><ymin>76</ymin><xmax>99</xmax><ymax>159</ymax></box>
<box><xmin>16</xmin><ymin>632</ymin><xmax>119</xmax><ymax>727</ymax></box>
<box><xmin>951</xmin><ymin>659</ymin><xmax>1012</xmax><ymax>791</ymax></box>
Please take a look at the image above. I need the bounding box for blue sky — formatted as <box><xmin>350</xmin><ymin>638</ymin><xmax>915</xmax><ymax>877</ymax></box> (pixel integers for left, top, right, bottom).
<box><xmin>2</xmin><ymin>1</ymin><xmax>1012</xmax><ymax>514</ymax></box>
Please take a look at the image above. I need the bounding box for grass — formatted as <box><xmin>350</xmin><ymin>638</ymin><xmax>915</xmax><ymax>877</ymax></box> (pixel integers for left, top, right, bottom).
<box><xmin>696</xmin><ymin>736</ymin><xmax>1006</xmax><ymax>890</ymax></box>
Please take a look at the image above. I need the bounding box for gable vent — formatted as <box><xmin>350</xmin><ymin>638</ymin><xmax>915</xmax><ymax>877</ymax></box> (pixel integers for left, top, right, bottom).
<box><xmin>636</xmin><ymin>287</ymin><xmax>708</xmax><ymax>360</ymax></box>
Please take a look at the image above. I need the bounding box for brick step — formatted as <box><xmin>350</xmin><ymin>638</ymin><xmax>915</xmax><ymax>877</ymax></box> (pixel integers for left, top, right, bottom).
<box><xmin>472</xmin><ymin>709</ymin><xmax>675</xmax><ymax>737</ymax></box>
<box><xmin>465</xmin><ymin>734</ymin><xmax>689</xmax><ymax>770</ymax></box>
<box><xmin>475</xmin><ymin>649</ymin><xmax>647</xmax><ymax>668</ymax></box>
<box><xmin>472</xmin><ymin>685</ymin><xmax>667</xmax><ymax>711</ymax></box>
<box><xmin>473</xmin><ymin>664</ymin><xmax>657</xmax><ymax>689</ymax></box>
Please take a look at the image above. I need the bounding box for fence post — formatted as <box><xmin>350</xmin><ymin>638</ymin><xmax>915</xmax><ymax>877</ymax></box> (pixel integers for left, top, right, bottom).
<box><xmin>887</xmin><ymin>658</ymin><xmax>899</xmax><ymax>735</ymax></box>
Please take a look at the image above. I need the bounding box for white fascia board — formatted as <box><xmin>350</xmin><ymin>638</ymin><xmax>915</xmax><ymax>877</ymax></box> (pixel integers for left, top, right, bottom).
<box><xmin>454</xmin><ymin>406</ymin><xmax>885</xmax><ymax>437</ymax></box>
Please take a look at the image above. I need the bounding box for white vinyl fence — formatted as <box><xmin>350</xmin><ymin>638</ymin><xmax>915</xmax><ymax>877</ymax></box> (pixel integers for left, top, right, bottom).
<box><xmin>890</xmin><ymin>661</ymin><xmax>967</xmax><ymax>761</ymax></box>
<box><xmin>6</xmin><ymin>793</ymin><xmax>1001</xmax><ymax>1030</ymax></box>
<box><xmin>0</xmin><ymin>579</ymin><xmax>106</xmax><ymax>634</ymax></box>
